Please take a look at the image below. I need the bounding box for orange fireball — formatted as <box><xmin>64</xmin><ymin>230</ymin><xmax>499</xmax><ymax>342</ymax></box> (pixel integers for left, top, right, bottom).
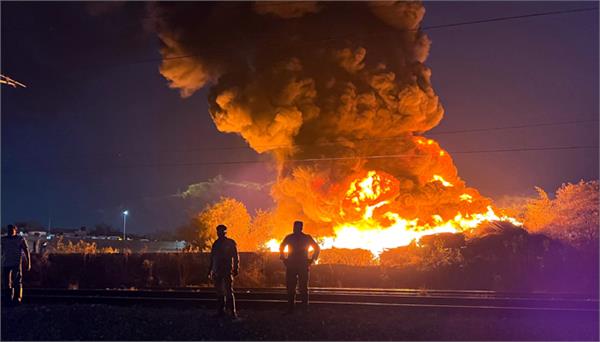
<box><xmin>267</xmin><ymin>169</ymin><xmax>521</xmax><ymax>257</ymax></box>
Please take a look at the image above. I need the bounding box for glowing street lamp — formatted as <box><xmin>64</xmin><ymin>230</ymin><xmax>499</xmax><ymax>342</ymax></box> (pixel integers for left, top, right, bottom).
<box><xmin>122</xmin><ymin>210</ymin><xmax>129</xmax><ymax>241</ymax></box>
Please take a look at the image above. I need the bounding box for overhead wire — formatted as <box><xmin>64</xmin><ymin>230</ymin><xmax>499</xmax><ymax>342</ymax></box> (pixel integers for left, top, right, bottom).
<box><xmin>6</xmin><ymin>117</ymin><xmax>595</xmax><ymax>160</ymax></box>
<box><xmin>428</xmin><ymin>119</ymin><xmax>599</xmax><ymax>136</ymax></box>
<box><xmin>1</xmin><ymin>5</ymin><xmax>597</xmax><ymax>174</ymax></box>
<box><xmin>2</xmin><ymin>6</ymin><xmax>596</xmax><ymax>83</ymax></box>
<box><xmin>88</xmin><ymin>6</ymin><xmax>600</xmax><ymax>68</ymax></box>
<box><xmin>3</xmin><ymin>145</ymin><xmax>597</xmax><ymax>176</ymax></box>
<box><xmin>0</xmin><ymin>118</ymin><xmax>597</xmax><ymax>167</ymax></box>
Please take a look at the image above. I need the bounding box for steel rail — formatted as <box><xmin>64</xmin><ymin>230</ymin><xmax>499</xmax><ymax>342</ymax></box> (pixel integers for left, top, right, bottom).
<box><xmin>106</xmin><ymin>286</ymin><xmax>598</xmax><ymax>299</ymax></box>
<box><xmin>22</xmin><ymin>288</ymin><xmax>598</xmax><ymax>313</ymax></box>
<box><xmin>26</xmin><ymin>287</ymin><xmax>599</xmax><ymax>301</ymax></box>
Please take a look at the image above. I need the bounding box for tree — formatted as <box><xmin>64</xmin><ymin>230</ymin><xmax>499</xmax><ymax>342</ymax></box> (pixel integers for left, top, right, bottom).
<box><xmin>199</xmin><ymin>197</ymin><xmax>252</xmax><ymax>250</ymax></box>
<box><xmin>174</xmin><ymin>216</ymin><xmax>212</xmax><ymax>250</ymax></box>
<box><xmin>523</xmin><ymin>187</ymin><xmax>555</xmax><ymax>231</ymax></box>
<box><xmin>524</xmin><ymin>180</ymin><xmax>599</xmax><ymax>249</ymax></box>
<box><xmin>248</xmin><ymin>209</ymin><xmax>276</xmax><ymax>251</ymax></box>
<box><xmin>177</xmin><ymin>197</ymin><xmax>253</xmax><ymax>251</ymax></box>
<box><xmin>176</xmin><ymin>198</ymin><xmax>281</xmax><ymax>252</ymax></box>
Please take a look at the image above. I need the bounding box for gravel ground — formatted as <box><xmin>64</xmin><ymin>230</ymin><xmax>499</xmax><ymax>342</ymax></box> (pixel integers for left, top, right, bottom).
<box><xmin>1</xmin><ymin>303</ymin><xmax>598</xmax><ymax>340</ymax></box>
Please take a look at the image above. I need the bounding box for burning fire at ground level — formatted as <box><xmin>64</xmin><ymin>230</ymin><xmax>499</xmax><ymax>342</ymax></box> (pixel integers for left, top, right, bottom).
<box><xmin>265</xmin><ymin>168</ymin><xmax>521</xmax><ymax>258</ymax></box>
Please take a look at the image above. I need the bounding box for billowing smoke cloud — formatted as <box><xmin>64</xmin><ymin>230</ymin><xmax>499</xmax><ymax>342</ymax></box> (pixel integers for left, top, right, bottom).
<box><xmin>152</xmin><ymin>1</ymin><xmax>490</xmax><ymax>238</ymax></box>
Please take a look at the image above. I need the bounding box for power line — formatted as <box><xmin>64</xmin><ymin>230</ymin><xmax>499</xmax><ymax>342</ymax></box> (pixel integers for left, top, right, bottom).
<box><xmin>4</xmin><ymin>118</ymin><xmax>597</xmax><ymax>162</ymax></box>
<box><xmin>104</xmin><ymin>6</ymin><xmax>599</xmax><ymax>68</ymax></box>
<box><xmin>1</xmin><ymin>7</ymin><xmax>596</xmax><ymax>173</ymax></box>
<box><xmin>3</xmin><ymin>145</ymin><xmax>597</xmax><ymax>175</ymax></box>
<box><xmin>10</xmin><ymin>6</ymin><xmax>596</xmax><ymax>78</ymax></box>
<box><xmin>449</xmin><ymin>145</ymin><xmax>598</xmax><ymax>155</ymax></box>
<box><xmin>217</xmin><ymin>118</ymin><xmax>600</xmax><ymax>153</ymax></box>
<box><xmin>281</xmin><ymin>145</ymin><xmax>599</xmax><ymax>163</ymax></box>
<box><xmin>428</xmin><ymin>119</ymin><xmax>599</xmax><ymax>136</ymax></box>
<box><xmin>81</xmin><ymin>118</ymin><xmax>600</xmax><ymax>154</ymax></box>
<box><xmin>423</xmin><ymin>7</ymin><xmax>598</xmax><ymax>31</ymax></box>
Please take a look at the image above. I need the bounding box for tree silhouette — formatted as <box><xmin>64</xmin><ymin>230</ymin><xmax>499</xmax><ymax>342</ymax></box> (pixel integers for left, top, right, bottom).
<box><xmin>524</xmin><ymin>180</ymin><xmax>599</xmax><ymax>249</ymax></box>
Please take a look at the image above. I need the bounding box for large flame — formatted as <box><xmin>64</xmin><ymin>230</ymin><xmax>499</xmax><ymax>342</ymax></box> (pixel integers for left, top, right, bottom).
<box><xmin>266</xmin><ymin>136</ymin><xmax>522</xmax><ymax>257</ymax></box>
<box><xmin>267</xmin><ymin>168</ymin><xmax>521</xmax><ymax>257</ymax></box>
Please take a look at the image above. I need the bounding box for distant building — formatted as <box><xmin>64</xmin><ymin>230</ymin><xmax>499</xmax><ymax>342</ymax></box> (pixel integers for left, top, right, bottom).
<box><xmin>27</xmin><ymin>231</ymin><xmax>47</xmax><ymax>237</ymax></box>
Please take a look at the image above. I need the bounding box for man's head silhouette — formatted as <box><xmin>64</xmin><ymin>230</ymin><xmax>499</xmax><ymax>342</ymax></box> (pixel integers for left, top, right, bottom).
<box><xmin>216</xmin><ymin>224</ymin><xmax>227</xmax><ymax>238</ymax></box>
<box><xmin>7</xmin><ymin>224</ymin><xmax>17</xmax><ymax>236</ymax></box>
<box><xmin>293</xmin><ymin>221</ymin><xmax>303</xmax><ymax>234</ymax></box>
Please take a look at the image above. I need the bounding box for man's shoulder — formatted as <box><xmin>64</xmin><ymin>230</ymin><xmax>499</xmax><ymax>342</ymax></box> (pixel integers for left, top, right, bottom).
<box><xmin>302</xmin><ymin>233</ymin><xmax>314</xmax><ymax>240</ymax></box>
<box><xmin>211</xmin><ymin>238</ymin><xmax>223</xmax><ymax>248</ymax></box>
<box><xmin>2</xmin><ymin>235</ymin><xmax>22</xmax><ymax>242</ymax></box>
<box><xmin>225</xmin><ymin>237</ymin><xmax>237</xmax><ymax>246</ymax></box>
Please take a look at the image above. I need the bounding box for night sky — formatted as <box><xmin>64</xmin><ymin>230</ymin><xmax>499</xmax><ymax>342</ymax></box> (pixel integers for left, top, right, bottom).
<box><xmin>2</xmin><ymin>1</ymin><xmax>598</xmax><ymax>234</ymax></box>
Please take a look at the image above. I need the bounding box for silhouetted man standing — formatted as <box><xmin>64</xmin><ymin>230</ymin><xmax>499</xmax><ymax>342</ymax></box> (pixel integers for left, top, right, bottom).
<box><xmin>279</xmin><ymin>220</ymin><xmax>320</xmax><ymax>313</ymax></box>
<box><xmin>208</xmin><ymin>224</ymin><xmax>239</xmax><ymax>318</ymax></box>
<box><xmin>2</xmin><ymin>225</ymin><xmax>30</xmax><ymax>305</ymax></box>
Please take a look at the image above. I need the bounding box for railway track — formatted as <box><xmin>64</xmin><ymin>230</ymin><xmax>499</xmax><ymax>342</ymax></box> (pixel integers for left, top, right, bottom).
<box><xmin>20</xmin><ymin>287</ymin><xmax>598</xmax><ymax>313</ymax></box>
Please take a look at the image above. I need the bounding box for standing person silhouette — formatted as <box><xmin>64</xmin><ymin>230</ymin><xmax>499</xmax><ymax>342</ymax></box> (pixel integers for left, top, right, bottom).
<box><xmin>1</xmin><ymin>224</ymin><xmax>31</xmax><ymax>305</ymax></box>
<box><xmin>208</xmin><ymin>224</ymin><xmax>239</xmax><ymax>319</ymax></box>
<box><xmin>279</xmin><ymin>220</ymin><xmax>320</xmax><ymax>313</ymax></box>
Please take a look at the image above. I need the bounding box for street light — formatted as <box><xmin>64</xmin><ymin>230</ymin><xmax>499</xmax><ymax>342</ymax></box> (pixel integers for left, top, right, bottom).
<box><xmin>122</xmin><ymin>210</ymin><xmax>129</xmax><ymax>241</ymax></box>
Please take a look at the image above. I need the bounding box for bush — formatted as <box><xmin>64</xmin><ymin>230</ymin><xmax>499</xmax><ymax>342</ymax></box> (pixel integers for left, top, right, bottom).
<box><xmin>523</xmin><ymin>180</ymin><xmax>599</xmax><ymax>250</ymax></box>
<box><xmin>318</xmin><ymin>248</ymin><xmax>375</xmax><ymax>266</ymax></box>
<box><xmin>21</xmin><ymin>227</ymin><xmax>599</xmax><ymax>293</ymax></box>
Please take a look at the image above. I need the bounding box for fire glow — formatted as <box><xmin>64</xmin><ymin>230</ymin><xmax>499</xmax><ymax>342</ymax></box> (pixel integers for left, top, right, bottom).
<box><xmin>266</xmin><ymin>169</ymin><xmax>521</xmax><ymax>257</ymax></box>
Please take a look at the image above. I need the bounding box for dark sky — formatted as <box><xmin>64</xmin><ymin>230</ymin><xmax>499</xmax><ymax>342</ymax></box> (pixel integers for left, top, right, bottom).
<box><xmin>2</xmin><ymin>1</ymin><xmax>598</xmax><ymax>234</ymax></box>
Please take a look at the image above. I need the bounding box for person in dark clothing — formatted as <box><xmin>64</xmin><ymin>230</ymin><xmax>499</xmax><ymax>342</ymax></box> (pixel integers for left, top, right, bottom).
<box><xmin>279</xmin><ymin>220</ymin><xmax>320</xmax><ymax>313</ymax></box>
<box><xmin>208</xmin><ymin>224</ymin><xmax>239</xmax><ymax>318</ymax></box>
<box><xmin>1</xmin><ymin>225</ymin><xmax>30</xmax><ymax>305</ymax></box>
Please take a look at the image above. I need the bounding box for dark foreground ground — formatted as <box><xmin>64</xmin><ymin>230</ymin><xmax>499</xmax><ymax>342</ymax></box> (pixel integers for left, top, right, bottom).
<box><xmin>2</xmin><ymin>303</ymin><xmax>598</xmax><ymax>341</ymax></box>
